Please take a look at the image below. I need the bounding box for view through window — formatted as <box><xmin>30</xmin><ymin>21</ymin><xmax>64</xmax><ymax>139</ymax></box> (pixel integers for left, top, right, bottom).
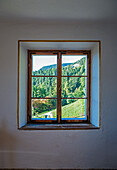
<box><xmin>27</xmin><ymin>50</ymin><xmax>90</xmax><ymax>123</ymax></box>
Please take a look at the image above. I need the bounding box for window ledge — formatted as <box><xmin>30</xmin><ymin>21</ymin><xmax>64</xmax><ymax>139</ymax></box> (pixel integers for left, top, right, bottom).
<box><xmin>19</xmin><ymin>123</ymin><xmax>99</xmax><ymax>130</ymax></box>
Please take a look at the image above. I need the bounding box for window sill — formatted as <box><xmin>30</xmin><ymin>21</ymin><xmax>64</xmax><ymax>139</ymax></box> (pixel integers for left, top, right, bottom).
<box><xmin>18</xmin><ymin>123</ymin><xmax>99</xmax><ymax>130</ymax></box>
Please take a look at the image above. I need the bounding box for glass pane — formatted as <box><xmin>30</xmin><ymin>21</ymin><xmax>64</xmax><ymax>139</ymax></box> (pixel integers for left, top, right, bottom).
<box><xmin>61</xmin><ymin>99</ymin><xmax>87</xmax><ymax>119</ymax></box>
<box><xmin>31</xmin><ymin>99</ymin><xmax>57</xmax><ymax>119</ymax></box>
<box><xmin>62</xmin><ymin>55</ymin><xmax>87</xmax><ymax>76</ymax></box>
<box><xmin>32</xmin><ymin>55</ymin><xmax>57</xmax><ymax>76</ymax></box>
<box><xmin>32</xmin><ymin>77</ymin><xmax>57</xmax><ymax>98</ymax></box>
<box><xmin>62</xmin><ymin>77</ymin><xmax>87</xmax><ymax>98</ymax></box>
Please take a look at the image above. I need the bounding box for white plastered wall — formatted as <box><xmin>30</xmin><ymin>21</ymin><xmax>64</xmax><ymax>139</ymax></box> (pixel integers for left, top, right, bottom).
<box><xmin>0</xmin><ymin>21</ymin><xmax>117</xmax><ymax>169</ymax></box>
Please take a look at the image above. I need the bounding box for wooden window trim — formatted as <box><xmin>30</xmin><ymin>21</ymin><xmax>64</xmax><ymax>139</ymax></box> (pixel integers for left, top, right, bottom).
<box><xmin>27</xmin><ymin>50</ymin><xmax>91</xmax><ymax>124</ymax></box>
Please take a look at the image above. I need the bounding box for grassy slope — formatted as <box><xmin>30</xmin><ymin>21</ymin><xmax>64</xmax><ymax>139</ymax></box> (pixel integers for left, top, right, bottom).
<box><xmin>33</xmin><ymin>99</ymin><xmax>85</xmax><ymax>119</ymax></box>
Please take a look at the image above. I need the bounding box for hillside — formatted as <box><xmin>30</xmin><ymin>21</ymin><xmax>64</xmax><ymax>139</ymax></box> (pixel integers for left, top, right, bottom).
<box><xmin>32</xmin><ymin>57</ymin><xmax>86</xmax><ymax>119</ymax></box>
<box><xmin>33</xmin><ymin>57</ymin><xmax>85</xmax><ymax>75</ymax></box>
<box><xmin>33</xmin><ymin>99</ymin><xmax>85</xmax><ymax>119</ymax></box>
<box><xmin>40</xmin><ymin>63</ymin><xmax>72</xmax><ymax>71</ymax></box>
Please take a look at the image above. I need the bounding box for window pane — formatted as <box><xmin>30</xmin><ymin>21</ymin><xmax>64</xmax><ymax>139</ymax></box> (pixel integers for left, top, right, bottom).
<box><xmin>61</xmin><ymin>99</ymin><xmax>87</xmax><ymax>119</ymax></box>
<box><xmin>62</xmin><ymin>55</ymin><xmax>87</xmax><ymax>76</ymax></box>
<box><xmin>32</xmin><ymin>55</ymin><xmax>57</xmax><ymax>76</ymax></box>
<box><xmin>62</xmin><ymin>77</ymin><xmax>87</xmax><ymax>98</ymax></box>
<box><xmin>31</xmin><ymin>99</ymin><xmax>57</xmax><ymax>119</ymax></box>
<box><xmin>32</xmin><ymin>77</ymin><xmax>57</xmax><ymax>98</ymax></box>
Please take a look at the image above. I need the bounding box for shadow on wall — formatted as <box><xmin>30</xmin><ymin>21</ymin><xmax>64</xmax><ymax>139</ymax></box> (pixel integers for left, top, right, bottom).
<box><xmin>0</xmin><ymin>118</ymin><xmax>17</xmax><ymax>167</ymax></box>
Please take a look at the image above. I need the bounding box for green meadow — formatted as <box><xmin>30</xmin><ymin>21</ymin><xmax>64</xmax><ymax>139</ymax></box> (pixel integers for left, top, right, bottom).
<box><xmin>33</xmin><ymin>99</ymin><xmax>85</xmax><ymax>119</ymax></box>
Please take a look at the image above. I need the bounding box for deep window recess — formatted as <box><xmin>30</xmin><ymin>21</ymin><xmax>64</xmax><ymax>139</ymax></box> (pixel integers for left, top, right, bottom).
<box><xmin>27</xmin><ymin>50</ymin><xmax>91</xmax><ymax>124</ymax></box>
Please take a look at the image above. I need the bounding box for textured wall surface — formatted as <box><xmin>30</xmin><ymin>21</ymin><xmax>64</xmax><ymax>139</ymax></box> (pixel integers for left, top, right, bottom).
<box><xmin>0</xmin><ymin>21</ymin><xmax>117</xmax><ymax>169</ymax></box>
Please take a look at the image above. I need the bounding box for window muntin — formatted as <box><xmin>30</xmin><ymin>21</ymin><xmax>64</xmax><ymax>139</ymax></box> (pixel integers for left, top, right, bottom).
<box><xmin>27</xmin><ymin>50</ymin><xmax>90</xmax><ymax>123</ymax></box>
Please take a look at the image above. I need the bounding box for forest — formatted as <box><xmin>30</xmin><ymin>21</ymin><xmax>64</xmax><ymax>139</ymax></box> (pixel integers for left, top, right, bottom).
<box><xmin>32</xmin><ymin>57</ymin><xmax>87</xmax><ymax>119</ymax></box>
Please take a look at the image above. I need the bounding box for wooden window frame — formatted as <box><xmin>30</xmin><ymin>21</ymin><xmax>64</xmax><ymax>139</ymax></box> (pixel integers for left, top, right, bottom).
<box><xmin>27</xmin><ymin>50</ymin><xmax>91</xmax><ymax>124</ymax></box>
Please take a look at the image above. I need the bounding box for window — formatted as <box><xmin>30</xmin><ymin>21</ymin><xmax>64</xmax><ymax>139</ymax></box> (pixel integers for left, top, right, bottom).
<box><xmin>27</xmin><ymin>50</ymin><xmax>91</xmax><ymax>124</ymax></box>
<box><xmin>17</xmin><ymin>40</ymin><xmax>101</xmax><ymax>130</ymax></box>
